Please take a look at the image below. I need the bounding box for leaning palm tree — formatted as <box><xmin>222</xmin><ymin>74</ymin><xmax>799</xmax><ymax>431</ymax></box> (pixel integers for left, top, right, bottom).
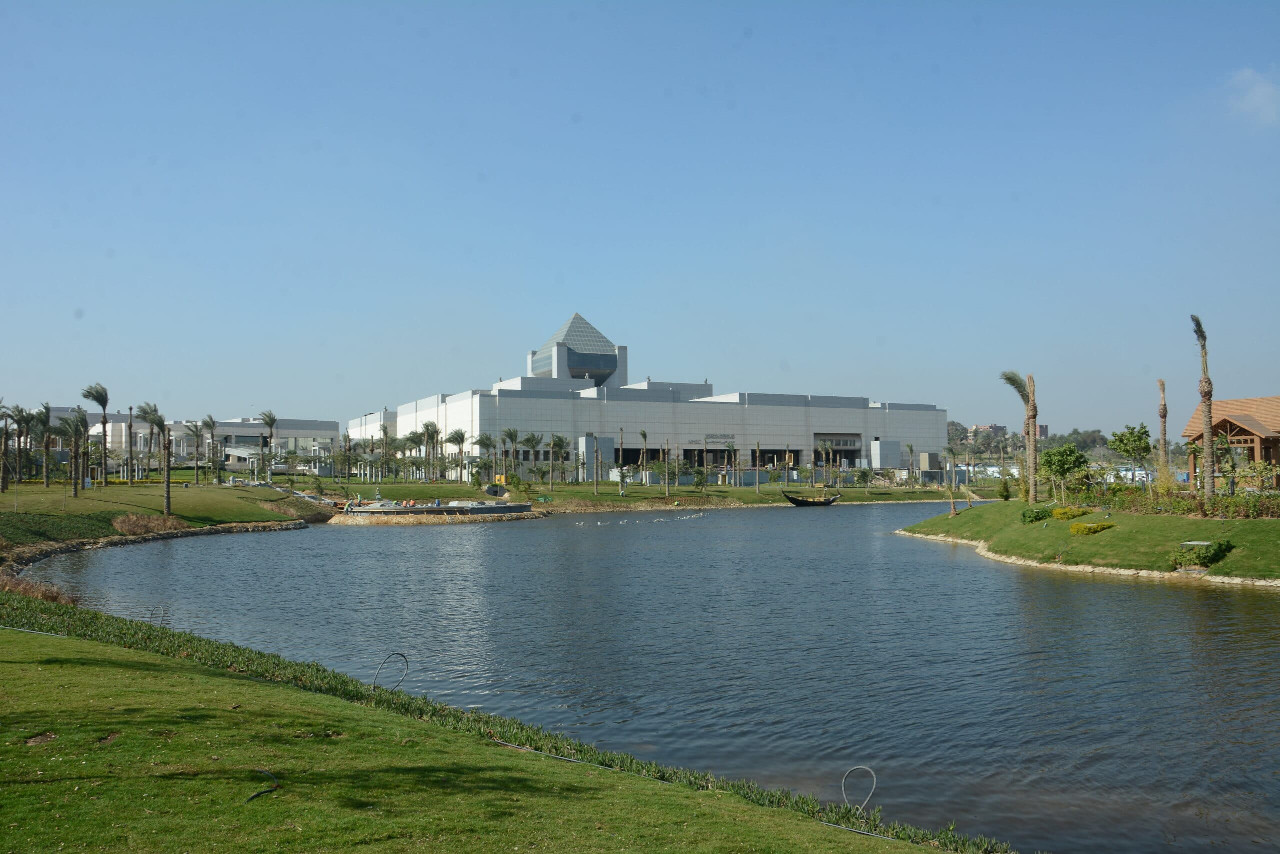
<box><xmin>201</xmin><ymin>414</ymin><xmax>221</xmax><ymax>484</ymax></box>
<box><xmin>1000</xmin><ymin>371</ymin><xmax>1038</xmax><ymax>502</ymax></box>
<box><xmin>185</xmin><ymin>422</ymin><xmax>204</xmax><ymax>485</ymax></box>
<box><xmin>445</xmin><ymin>428</ymin><xmax>468</xmax><ymax>482</ymax></box>
<box><xmin>1191</xmin><ymin>315</ymin><xmax>1214</xmax><ymax>508</ymax></box>
<box><xmin>258</xmin><ymin>410</ymin><xmax>277</xmax><ymax>483</ymax></box>
<box><xmin>81</xmin><ymin>383</ymin><xmax>110</xmax><ymax>486</ymax></box>
<box><xmin>549</xmin><ymin>434</ymin><xmax>570</xmax><ymax>489</ymax></box>
<box><xmin>501</xmin><ymin>427</ymin><xmax>520</xmax><ymax>482</ymax></box>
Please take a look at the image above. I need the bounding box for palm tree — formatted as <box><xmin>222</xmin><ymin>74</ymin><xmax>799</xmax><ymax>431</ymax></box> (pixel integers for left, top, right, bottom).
<box><xmin>8</xmin><ymin>404</ymin><xmax>29</xmax><ymax>483</ymax></box>
<box><xmin>549</xmin><ymin>434</ymin><xmax>569</xmax><ymax>488</ymax></box>
<box><xmin>139</xmin><ymin>407</ymin><xmax>169</xmax><ymax>512</ymax></box>
<box><xmin>258</xmin><ymin>410</ymin><xmax>277</xmax><ymax>483</ymax></box>
<box><xmin>423</xmin><ymin>422</ymin><xmax>441</xmax><ymax>481</ymax></box>
<box><xmin>136</xmin><ymin>402</ymin><xmax>158</xmax><ymax>479</ymax></box>
<box><xmin>501</xmin><ymin>427</ymin><xmax>519</xmax><ymax>482</ymax></box>
<box><xmin>201</xmin><ymin>415</ymin><xmax>220</xmax><ymax>484</ymax></box>
<box><xmin>57</xmin><ymin>409</ymin><xmax>83</xmax><ymax>497</ymax></box>
<box><xmin>126</xmin><ymin>404</ymin><xmax>135</xmax><ymax>485</ymax></box>
<box><xmin>639</xmin><ymin>429</ymin><xmax>648</xmax><ymax>484</ymax></box>
<box><xmin>81</xmin><ymin>383</ymin><xmax>110</xmax><ymax>485</ymax></box>
<box><xmin>1191</xmin><ymin>315</ymin><xmax>1214</xmax><ymax>508</ymax></box>
<box><xmin>519</xmin><ymin>433</ymin><xmax>543</xmax><ymax>486</ymax></box>
<box><xmin>445</xmin><ymin>428</ymin><xmax>468</xmax><ymax>482</ymax></box>
<box><xmin>0</xmin><ymin>401</ymin><xmax>9</xmax><ymax>493</ymax></box>
<box><xmin>1000</xmin><ymin>371</ymin><xmax>1038</xmax><ymax>503</ymax></box>
<box><xmin>1157</xmin><ymin>379</ymin><xmax>1169</xmax><ymax>475</ymax></box>
<box><xmin>185</xmin><ymin>422</ymin><xmax>204</xmax><ymax>485</ymax></box>
<box><xmin>476</xmin><ymin>433</ymin><xmax>496</xmax><ymax>485</ymax></box>
<box><xmin>618</xmin><ymin>428</ymin><xmax>625</xmax><ymax>494</ymax></box>
<box><xmin>724</xmin><ymin>441</ymin><xmax>736</xmax><ymax>489</ymax></box>
<box><xmin>39</xmin><ymin>402</ymin><xmax>52</xmax><ymax>487</ymax></box>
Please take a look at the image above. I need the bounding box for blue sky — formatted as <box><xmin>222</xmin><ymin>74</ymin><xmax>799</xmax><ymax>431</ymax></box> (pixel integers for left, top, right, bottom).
<box><xmin>3</xmin><ymin>2</ymin><xmax>1277</xmax><ymax>437</ymax></box>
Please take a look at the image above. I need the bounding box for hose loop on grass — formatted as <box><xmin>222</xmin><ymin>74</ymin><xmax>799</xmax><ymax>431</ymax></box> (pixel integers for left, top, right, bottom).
<box><xmin>373</xmin><ymin>652</ymin><xmax>408</xmax><ymax>692</ymax></box>
<box><xmin>841</xmin><ymin>765</ymin><xmax>876</xmax><ymax>814</ymax></box>
<box><xmin>244</xmin><ymin>768</ymin><xmax>280</xmax><ymax>803</ymax></box>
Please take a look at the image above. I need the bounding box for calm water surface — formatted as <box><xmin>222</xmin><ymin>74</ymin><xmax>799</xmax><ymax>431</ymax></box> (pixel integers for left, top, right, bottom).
<box><xmin>26</xmin><ymin>503</ymin><xmax>1280</xmax><ymax>852</ymax></box>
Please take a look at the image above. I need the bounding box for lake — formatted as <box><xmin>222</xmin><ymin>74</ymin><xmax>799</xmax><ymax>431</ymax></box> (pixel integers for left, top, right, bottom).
<box><xmin>25</xmin><ymin>502</ymin><xmax>1280</xmax><ymax>853</ymax></box>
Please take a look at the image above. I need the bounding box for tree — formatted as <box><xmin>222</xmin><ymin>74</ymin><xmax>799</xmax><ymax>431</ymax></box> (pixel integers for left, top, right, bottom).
<box><xmin>141</xmin><ymin>407</ymin><xmax>170</xmax><ymax>513</ymax></box>
<box><xmin>423</xmin><ymin>422</ymin><xmax>440</xmax><ymax>480</ymax></box>
<box><xmin>1000</xmin><ymin>371</ymin><xmax>1039</xmax><ymax>503</ymax></box>
<box><xmin>1040</xmin><ymin>444</ymin><xmax>1088</xmax><ymax>504</ymax></box>
<box><xmin>137</xmin><ymin>402</ymin><xmax>159</xmax><ymax>479</ymax></box>
<box><xmin>1191</xmin><ymin>315</ymin><xmax>1214</xmax><ymax>509</ymax></box>
<box><xmin>8</xmin><ymin>404</ymin><xmax>29</xmax><ymax>483</ymax></box>
<box><xmin>1156</xmin><ymin>379</ymin><xmax>1169</xmax><ymax>474</ymax></box>
<box><xmin>201</xmin><ymin>415</ymin><xmax>221</xmax><ymax>484</ymax></box>
<box><xmin>1109</xmin><ymin>424</ymin><xmax>1153</xmax><ymax>485</ymax></box>
<box><xmin>724</xmin><ymin>441</ymin><xmax>736</xmax><ymax>489</ymax></box>
<box><xmin>58</xmin><ymin>408</ymin><xmax>90</xmax><ymax>498</ymax></box>
<box><xmin>519</xmin><ymin>433</ymin><xmax>543</xmax><ymax>486</ymax></box>
<box><xmin>81</xmin><ymin>383</ymin><xmax>110</xmax><ymax>485</ymax></box>
<box><xmin>639</xmin><ymin>429</ymin><xmax>648</xmax><ymax>483</ymax></box>
<box><xmin>549</xmin><ymin>434</ymin><xmax>569</xmax><ymax>488</ymax></box>
<box><xmin>446</xmin><ymin>428</ymin><xmax>468</xmax><ymax>482</ymax></box>
<box><xmin>501</xmin><ymin>426</ymin><xmax>519</xmax><ymax>482</ymax></box>
<box><xmin>258</xmin><ymin>410</ymin><xmax>277</xmax><ymax>483</ymax></box>
<box><xmin>476</xmin><ymin>433</ymin><xmax>496</xmax><ymax>484</ymax></box>
<box><xmin>947</xmin><ymin>421</ymin><xmax>969</xmax><ymax>445</ymax></box>
<box><xmin>38</xmin><ymin>403</ymin><xmax>52</xmax><ymax>487</ymax></box>
<box><xmin>185</xmin><ymin>422</ymin><xmax>204</xmax><ymax>484</ymax></box>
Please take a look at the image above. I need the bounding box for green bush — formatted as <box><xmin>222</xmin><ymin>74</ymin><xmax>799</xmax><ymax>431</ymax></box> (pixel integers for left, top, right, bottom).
<box><xmin>1169</xmin><ymin>540</ymin><xmax>1234</xmax><ymax>569</ymax></box>
<box><xmin>997</xmin><ymin>478</ymin><xmax>1011</xmax><ymax>501</ymax></box>
<box><xmin>1020</xmin><ymin>507</ymin><xmax>1052</xmax><ymax>524</ymax></box>
<box><xmin>1052</xmin><ymin>507</ymin><xmax>1091</xmax><ymax>521</ymax></box>
<box><xmin>1070</xmin><ymin>522</ymin><xmax>1116</xmax><ymax>535</ymax></box>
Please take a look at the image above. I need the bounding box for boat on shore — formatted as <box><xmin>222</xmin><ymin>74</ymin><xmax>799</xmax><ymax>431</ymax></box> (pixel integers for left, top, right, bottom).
<box><xmin>781</xmin><ymin>491</ymin><xmax>841</xmax><ymax>507</ymax></box>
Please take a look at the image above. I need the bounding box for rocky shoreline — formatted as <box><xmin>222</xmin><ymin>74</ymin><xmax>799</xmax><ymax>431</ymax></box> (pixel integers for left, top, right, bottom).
<box><xmin>896</xmin><ymin>529</ymin><xmax>1280</xmax><ymax>589</ymax></box>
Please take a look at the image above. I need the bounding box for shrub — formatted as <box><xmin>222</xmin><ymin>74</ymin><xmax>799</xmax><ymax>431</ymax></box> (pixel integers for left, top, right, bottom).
<box><xmin>997</xmin><ymin>478</ymin><xmax>1011</xmax><ymax>501</ymax></box>
<box><xmin>1052</xmin><ymin>507</ymin><xmax>1091</xmax><ymax>521</ymax></box>
<box><xmin>1020</xmin><ymin>507</ymin><xmax>1051</xmax><ymax>524</ymax></box>
<box><xmin>111</xmin><ymin>514</ymin><xmax>192</xmax><ymax>536</ymax></box>
<box><xmin>1169</xmin><ymin>540</ymin><xmax>1234</xmax><ymax>569</ymax></box>
<box><xmin>1070</xmin><ymin>522</ymin><xmax>1115</xmax><ymax>535</ymax></box>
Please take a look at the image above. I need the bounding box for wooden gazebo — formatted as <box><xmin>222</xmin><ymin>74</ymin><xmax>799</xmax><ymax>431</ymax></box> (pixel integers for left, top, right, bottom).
<box><xmin>1182</xmin><ymin>395</ymin><xmax>1280</xmax><ymax>487</ymax></box>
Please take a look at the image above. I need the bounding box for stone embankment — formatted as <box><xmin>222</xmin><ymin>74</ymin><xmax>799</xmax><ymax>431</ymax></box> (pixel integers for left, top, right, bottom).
<box><xmin>327</xmin><ymin>512</ymin><xmax>545</xmax><ymax>526</ymax></box>
<box><xmin>1</xmin><ymin>520</ymin><xmax>308</xmax><ymax>577</ymax></box>
<box><xmin>897</xmin><ymin>530</ymin><xmax>1280</xmax><ymax>589</ymax></box>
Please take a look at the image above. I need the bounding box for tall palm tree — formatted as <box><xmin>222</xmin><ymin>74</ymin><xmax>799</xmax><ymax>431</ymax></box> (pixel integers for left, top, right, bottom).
<box><xmin>126</xmin><ymin>404</ymin><xmax>135</xmax><ymax>486</ymax></box>
<box><xmin>549</xmin><ymin>434</ymin><xmax>569</xmax><ymax>489</ymax></box>
<box><xmin>1157</xmin><ymin>379</ymin><xmax>1169</xmax><ymax>475</ymax></box>
<box><xmin>39</xmin><ymin>402</ymin><xmax>52</xmax><ymax>487</ymax></box>
<box><xmin>81</xmin><ymin>383</ymin><xmax>110</xmax><ymax>486</ymax></box>
<box><xmin>423</xmin><ymin>422</ymin><xmax>440</xmax><ymax>481</ymax></box>
<box><xmin>724</xmin><ymin>441</ymin><xmax>736</xmax><ymax>489</ymax></box>
<box><xmin>1000</xmin><ymin>371</ymin><xmax>1038</xmax><ymax>503</ymax></box>
<box><xmin>519</xmin><ymin>433</ymin><xmax>543</xmax><ymax>485</ymax></box>
<box><xmin>0</xmin><ymin>400</ymin><xmax>9</xmax><ymax>493</ymax></box>
<box><xmin>258</xmin><ymin>410</ymin><xmax>277</xmax><ymax>483</ymax></box>
<box><xmin>476</xmin><ymin>433</ymin><xmax>496</xmax><ymax>485</ymax></box>
<box><xmin>1191</xmin><ymin>315</ymin><xmax>1214</xmax><ymax>508</ymax></box>
<box><xmin>8</xmin><ymin>404</ymin><xmax>29</xmax><ymax>483</ymax></box>
<box><xmin>201</xmin><ymin>414</ymin><xmax>220</xmax><ymax>484</ymax></box>
<box><xmin>185</xmin><ymin>422</ymin><xmax>204</xmax><ymax>485</ymax></box>
<box><xmin>501</xmin><ymin>427</ymin><xmax>519</xmax><ymax>482</ymax></box>
<box><xmin>136</xmin><ymin>402</ymin><xmax>158</xmax><ymax>479</ymax></box>
<box><xmin>639</xmin><ymin>429</ymin><xmax>648</xmax><ymax>483</ymax></box>
<box><xmin>617</xmin><ymin>428</ymin><xmax>625</xmax><ymax>494</ymax></box>
<box><xmin>445</xmin><ymin>428</ymin><xmax>468</xmax><ymax>482</ymax></box>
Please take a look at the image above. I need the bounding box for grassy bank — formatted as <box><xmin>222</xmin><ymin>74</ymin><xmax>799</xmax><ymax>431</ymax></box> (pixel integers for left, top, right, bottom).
<box><xmin>904</xmin><ymin>501</ymin><xmax>1280</xmax><ymax>579</ymax></box>
<box><xmin>0</xmin><ymin>482</ymin><xmax>321</xmax><ymax>561</ymax></box>
<box><xmin>0</xmin><ymin>592</ymin><xmax>1015</xmax><ymax>853</ymax></box>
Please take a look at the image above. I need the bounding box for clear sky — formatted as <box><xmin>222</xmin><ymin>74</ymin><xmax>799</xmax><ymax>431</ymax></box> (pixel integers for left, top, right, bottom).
<box><xmin>3</xmin><ymin>2</ymin><xmax>1277</xmax><ymax>437</ymax></box>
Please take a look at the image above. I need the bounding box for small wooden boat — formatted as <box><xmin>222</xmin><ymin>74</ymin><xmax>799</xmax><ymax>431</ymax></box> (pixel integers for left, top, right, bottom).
<box><xmin>782</xmin><ymin>491</ymin><xmax>841</xmax><ymax>507</ymax></box>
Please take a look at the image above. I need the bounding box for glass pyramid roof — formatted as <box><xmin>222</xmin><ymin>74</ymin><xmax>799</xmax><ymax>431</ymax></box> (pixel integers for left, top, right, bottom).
<box><xmin>534</xmin><ymin>313</ymin><xmax>616</xmax><ymax>359</ymax></box>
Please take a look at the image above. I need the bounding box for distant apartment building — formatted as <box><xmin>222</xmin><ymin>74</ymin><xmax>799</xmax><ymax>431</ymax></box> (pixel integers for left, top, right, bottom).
<box><xmin>1037</xmin><ymin>424</ymin><xmax>1049</xmax><ymax>439</ymax></box>
<box><xmin>968</xmin><ymin>424</ymin><xmax>1008</xmax><ymax>441</ymax></box>
<box><xmin>347</xmin><ymin>409</ymin><xmax>397</xmax><ymax>444</ymax></box>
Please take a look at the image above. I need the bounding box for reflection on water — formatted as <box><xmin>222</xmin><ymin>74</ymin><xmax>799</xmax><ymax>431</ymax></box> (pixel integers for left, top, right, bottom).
<box><xmin>27</xmin><ymin>503</ymin><xmax>1280</xmax><ymax>853</ymax></box>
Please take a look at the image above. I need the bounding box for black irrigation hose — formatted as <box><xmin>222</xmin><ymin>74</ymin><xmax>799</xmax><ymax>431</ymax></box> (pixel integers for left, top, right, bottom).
<box><xmin>244</xmin><ymin>769</ymin><xmax>280</xmax><ymax>803</ymax></box>
<box><xmin>372</xmin><ymin>652</ymin><xmax>408</xmax><ymax>692</ymax></box>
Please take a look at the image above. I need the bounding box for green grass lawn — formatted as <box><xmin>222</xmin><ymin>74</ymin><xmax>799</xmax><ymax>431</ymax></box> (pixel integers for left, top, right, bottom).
<box><xmin>905</xmin><ymin>501</ymin><xmax>1280</xmax><ymax>579</ymax></box>
<box><xmin>0</xmin><ymin>483</ymin><xmax>308</xmax><ymax>556</ymax></box>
